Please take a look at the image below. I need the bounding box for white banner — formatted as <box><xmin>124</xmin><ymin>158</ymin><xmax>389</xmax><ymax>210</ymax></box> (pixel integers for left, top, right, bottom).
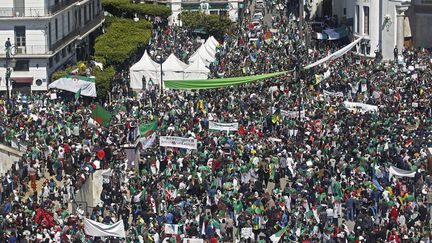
<box><xmin>160</xmin><ymin>136</ymin><xmax>197</xmax><ymax>150</ymax></box>
<box><xmin>183</xmin><ymin>239</ymin><xmax>204</xmax><ymax>243</ymax></box>
<box><xmin>281</xmin><ymin>110</ymin><xmax>305</xmax><ymax>119</ymax></box>
<box><xmin>323</xmin><ymin>90</ymin><xmax>344</xmax><ymax>97</ymax></box>
<box><xmin>83</xmin><ymin>218</ymin><xmax>126</xmax><ymax>238</ymax></box>
<box><xmin>165</xmin><ymin>224</ymin><xmax>182</xmax><ymax>235</ymax></box>
<box><xmin>305</xmin><ymin>37</ymin><xmax>363</xmax><ymax>69</ymax></box>
<box><xmin>209</xmin><ymin>121</ymin><xmax>239</xmax><ymax>131</ymax></box>
<box><xmin>389</xmin><ymin>166</ymin><xmax>416</xmax><ymax>178</ymax></box>
<box><xmin>343</xmin><ymin>101</ymin><xmax>378</xmax><ymax>113</ymax></box>
<box><xmin>48</xmin><ymin>76</ymin><xmax>97</xmax><ymax>97</ymax></box>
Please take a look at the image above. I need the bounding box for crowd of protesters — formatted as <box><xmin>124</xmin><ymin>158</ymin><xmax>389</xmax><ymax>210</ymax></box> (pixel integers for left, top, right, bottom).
<box><xmin>0</xmin><ymin>1</ymin><xmax>432</xmax><ymax>243</ymax></box>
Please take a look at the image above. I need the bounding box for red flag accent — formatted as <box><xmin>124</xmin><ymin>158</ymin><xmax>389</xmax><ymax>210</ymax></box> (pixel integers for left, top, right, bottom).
<box><xmin>238</xmin><ymin>125</ymin><xmax>246</xmax><ymax>135</ymax></box>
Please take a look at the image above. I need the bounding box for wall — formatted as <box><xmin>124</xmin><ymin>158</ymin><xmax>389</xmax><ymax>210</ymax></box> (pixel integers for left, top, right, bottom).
<box><xmin>0</xmin><ymin>144</ymin><xmax>23</xmax><ymax>176</ymax></box>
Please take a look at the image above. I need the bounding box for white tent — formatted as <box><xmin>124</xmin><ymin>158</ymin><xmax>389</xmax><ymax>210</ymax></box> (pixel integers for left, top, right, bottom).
<box><xmin>184</xmin><ymin>56</ymin><xmax>210</xmax><ymax>80</ymax></box>
<box><xmin>208</xmin><ymin>36</ymin><xmax>220</xmax><ymax>47</ymax></box>
<box><xmin>162</xmin><ymin>53</ymin><xmax>187</xmax><ymax>81</ymax></box>
<box><xmin>204</xmin><ymin>38</ymin><xmax>218</xmax><ymax>55</ymax></box>
<box><xmin>189</xmin><ymin>44</ymin><xmax>215</xmax><ymax>65</ymax></box>
<box><xmin>130</xmin><ymin>50</ymin><xmax>161</xmax><ymax>89</ymax></box>
<box><xmin>204</xmin><ymin>41</ymin><xmax>217</xmax><ymax>57</ymax></box>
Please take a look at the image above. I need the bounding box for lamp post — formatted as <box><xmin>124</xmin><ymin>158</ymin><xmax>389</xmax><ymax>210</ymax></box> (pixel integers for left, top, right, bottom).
<box><xmin>5</xmin><ymin>46</ymin><xmax>16</xmax><ymax>103</ymax></box>
<box><xmin>156</xmin><ymin>55</ymin><xmax>163</xmax><ymax>95</ymax></box>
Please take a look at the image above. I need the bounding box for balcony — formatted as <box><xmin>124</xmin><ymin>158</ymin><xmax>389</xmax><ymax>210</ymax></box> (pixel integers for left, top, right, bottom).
<box><xmin>49</xmin><ymin>0</ymin><xmax>80</xmax><ymax>15</ymax></box>
<box><xmin>0</xmin><ymin>0</ymin><xmax>79</xmax><ymax>18</ymax></box>
<box><xmin>51</xmin><ymin>12</ymin><xmax>104</xmax><ymax>50</ymax></box>
<box><xmin>0</xmin><ymin>7</ymin><xmax>47</xmax><ymax>18</ymax></box>
<box><xmin>0</xmin><ymin>45</ymin><xmax>48</xmax><ymax>57</ymax></box>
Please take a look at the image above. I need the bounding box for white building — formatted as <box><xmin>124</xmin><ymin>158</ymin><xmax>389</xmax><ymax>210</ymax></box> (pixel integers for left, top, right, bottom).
<box><xmin>0</xmin><ymin>0</ymin><xmax>105</xmax><ymax>94</ymax></box>
<box><xmin>332</xmin><ymin>0</ymin><xmax>432</xmax><ymax>60</ymax></box>
<box><xmin>168</xmin><ymin>0</ymin><xmax>244</xmax><ymax>26</ymax></box>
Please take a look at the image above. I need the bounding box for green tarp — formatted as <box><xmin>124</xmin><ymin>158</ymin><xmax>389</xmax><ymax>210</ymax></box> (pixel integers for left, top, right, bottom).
<box><xmin>164</xmin><ymin>71</ymin><xmax>288</xmax><ymax>90</ymax></box>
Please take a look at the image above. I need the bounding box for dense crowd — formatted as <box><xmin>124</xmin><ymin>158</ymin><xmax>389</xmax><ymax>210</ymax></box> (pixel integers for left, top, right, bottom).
<box><xmin>0</xmin><ymin>2</ymin><xmax>432</xmax><ymax>243</ymax></box>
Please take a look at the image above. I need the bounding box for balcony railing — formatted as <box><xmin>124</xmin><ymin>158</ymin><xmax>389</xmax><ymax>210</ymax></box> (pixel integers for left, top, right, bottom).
<box><xmin>0</xmin><ymin>0</ymin><xmax>79</xmax><ymax>18</ymax></box>
<box><xmin>79</xmin><ymin>13</ymin><xmax>105</xmax><ymax>37</ymax></box>
<box><xmin>0</xmin><ymin>45</ymin><xmax>48</xmax><ymax>56</ymax></box>
<box><xmin>51</xmin><ymin>12</ymin><xmax>104</xmax><ymax>51</ymax></box>
<box><xmin>0</xmin><ymin>7</ymin><xmax>46</xmax><ymax>18</ymax></box>
<box><xmin>49</xmin><ymin>0</ymin><xmax>80</xmax><ymax>14</ymax></box>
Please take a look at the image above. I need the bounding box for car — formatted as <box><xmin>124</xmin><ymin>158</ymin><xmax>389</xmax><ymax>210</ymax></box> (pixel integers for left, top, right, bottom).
<box><xmin>253</xmin><ymin>12</ymin><xmax>263</xmax><ymax>20</ymax></box>
<box><xmin>256</xmin><ymin>3</ymin><xmax>265</xmax><ymax>10</ymax></box>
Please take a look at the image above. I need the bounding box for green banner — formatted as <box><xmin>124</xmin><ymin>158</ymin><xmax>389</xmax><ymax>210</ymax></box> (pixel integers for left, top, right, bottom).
<box><xmin>164</xmin><ymin>71</ymin><xmax>288</xmax><ymax>90</ymax></box>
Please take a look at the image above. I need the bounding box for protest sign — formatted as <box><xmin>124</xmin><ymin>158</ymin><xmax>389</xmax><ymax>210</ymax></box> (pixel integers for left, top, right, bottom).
<box><xmin>209</xmin><ymin>121</ymin><xmax>239</xmax><ymax>131</ymax></box>
<box><xmin>160</xmin><ymin>136</ymin><xmax>197</xmax><ymax>150</ymax></box>
<box><xmin>323</xmin><ymin>90</ymin><xmax>344</xmax><ymax>97</ymax></box>
<box><xmin>281</xmin><ymin>110</ymin><xmax>305</xmax><ymax>119</ymax></box>
<box><xmin>343</xmin><ymin>101</ymin><xmax>378</xmax><ymax>113</ymax></box>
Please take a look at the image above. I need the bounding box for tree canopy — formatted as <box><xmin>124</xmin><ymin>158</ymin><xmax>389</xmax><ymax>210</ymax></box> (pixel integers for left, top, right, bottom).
<box><xmin>103</xmin><ymin>0</ymin><xmax>172</xmax><ymax>19</ymax></box>
<box><xmin>94</xmin><ymin>18</ymin><xmax>152</xmax><ymax>65</ymax></box>
<box><xmin>180</xmin><ymin>11</ymin><xmax>233</xmax><ymax>39</ymax></box>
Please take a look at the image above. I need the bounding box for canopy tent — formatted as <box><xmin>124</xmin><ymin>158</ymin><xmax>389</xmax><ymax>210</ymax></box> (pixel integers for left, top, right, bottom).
<box><xmin>165</xmin><ymin>71</ymin><xmax>288</xmax><ymax>89</ymax></box>
<box><xmin>162</xmin><ymin>53</ymin><xmax>188</xmax><ymax>81</ymax></box>
<box><xmin>130</xmin><ymin>50</ymin><xmax>161</xmax><ymax>89</ymax></box>
<box><xmin>189</xmin><ymin>44</ymin><xmax>215</xmax><ymax>65</ymax></box>
<box><xmin>184</xmin><ymin>56</ymin><xmax>210</xmax><ymax>80</ymax></box>
<box><xmin>49</xmin><ymin>75</ymin><xmax>97</xmax><ymax>97</ymax></box>
<box><xmin>313</xmin><ymin>27</ymin><xmax>349</xmax><ymax>40</ymax></box>
<box><xmin>204</xmin><ymin>41</ymin><xmax>217</xmax><ymax>57</ymax></box>
<box><xmin>208</xmin><ymin>36</ymin><xmax>220</xmax><ymax>47</ymax></box>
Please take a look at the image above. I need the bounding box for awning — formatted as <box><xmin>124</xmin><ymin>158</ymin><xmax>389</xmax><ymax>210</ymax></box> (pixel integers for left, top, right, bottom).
<box><xmin>193</xmin><ymin>27</ymin><xmax>208</xmax><ymax>34</ymax></box>
<box><xmin>11</xmin><ymin>77</ymin><xmax>33</xmax><ymax>84</ymax></box>
<box><xmin>313</xmin><ymin>27</ymin><xmax>349</xmax><ymax>40</ymax></box>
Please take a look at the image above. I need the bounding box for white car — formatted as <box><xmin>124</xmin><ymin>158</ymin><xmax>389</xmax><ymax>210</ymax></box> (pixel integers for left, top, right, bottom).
<box><xmin>253</xmin><ymin>12</ymin><xmax>263</xmax><ymax>20</ymax></box>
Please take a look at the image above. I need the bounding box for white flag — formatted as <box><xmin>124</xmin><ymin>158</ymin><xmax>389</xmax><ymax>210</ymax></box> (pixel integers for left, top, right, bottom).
<box><xmin>84</xmin><ymin>218</ymin><xmax>126</xmax><ymax>238</ymax></box>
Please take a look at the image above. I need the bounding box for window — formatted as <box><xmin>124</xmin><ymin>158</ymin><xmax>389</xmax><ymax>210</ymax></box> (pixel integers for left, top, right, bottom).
<box><xmin>343</xmin><ymin>8</ymin><xmax>346</xmax><ymax>16</ymax></box>
<box><xmin>355</xmin><ymin>5</ymin><xmax>359</xmax><ymax>33</ymax></box>
<box><xmin>14</xmin><ymin>26</ymin><xmax>26</xmax><ymax>47</ymax></box>
<box><xmin>363</xmin><ymin>6</ymin><xmax>369</xmax><ymax>35</ymax></box>
<box><xmin>55</xmin><ymin>53</ymin><xmax>60</xmax><ymax>63</ymax></box>
<box><xmin>55</xmin><ymin>18</ymin><xmax>58</xmax><ymax>40</ymax></box>
<box><xmin>49</xmin><ymin>58</ymin><xmax>53</xmax><ymax>68</ymax></box>
<box><xmin>13</xmin><ymin>60</ymin><xmax>29</xmax><ymax>71</ymax></box>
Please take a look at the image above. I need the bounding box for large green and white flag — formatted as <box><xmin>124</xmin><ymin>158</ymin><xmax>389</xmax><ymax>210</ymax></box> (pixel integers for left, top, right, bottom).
<box><xmin>270</xmin><ymin>226</ymin><xmax>288</xmax><ymax>243</ymax></box>
<box><xmin>49</xmin><ymin>75</ymin><xmax>97</xmax><ymax>97</ymax></box>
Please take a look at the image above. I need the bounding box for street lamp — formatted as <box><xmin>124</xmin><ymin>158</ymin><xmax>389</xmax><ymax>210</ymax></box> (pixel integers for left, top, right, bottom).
<box><xmin>156</xmin><ymin>55</ymin><xmax>163</xmax><ymax>95</ymax></box>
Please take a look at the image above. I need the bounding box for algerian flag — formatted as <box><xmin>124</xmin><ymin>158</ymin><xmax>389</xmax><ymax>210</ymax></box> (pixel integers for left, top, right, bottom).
<box><xmin>270</xmin><ymin>226</ymin><xmax>288</xmax><ymax>243</ymax></box>
<box><xmin>139</xmin><ymin>120</ymin><xmax>158</xmax><ymax>149</ymax></box>
<box><xmin>49</xmin><ymin>75</ymin><xmax>97</xmax><ymax>97</ymax></box>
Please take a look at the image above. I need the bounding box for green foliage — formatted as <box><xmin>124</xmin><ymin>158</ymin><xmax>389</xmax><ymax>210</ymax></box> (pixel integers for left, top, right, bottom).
<box><xmin>180</xmin><ymin>11</ymin><xmax>233</xmax><ymax>38</ymax></box>
<box><xmin>102</xmin><ymin>0</ymin><xmax>171</xmax><ymax>18</ymax></box>
<box><xmin>51</xmin><ymin>66</ymin><xmax>75</xmax><ymax>81</ymax></box>
<box><xmin>94</xmin><ymin>18</ymin><xmax>152</xmax><ymax>65</ymax></box>
<box><xmin>94</xmin><ymin>66</ymin><xmax>116</xmax><ymax>98</ymax></box>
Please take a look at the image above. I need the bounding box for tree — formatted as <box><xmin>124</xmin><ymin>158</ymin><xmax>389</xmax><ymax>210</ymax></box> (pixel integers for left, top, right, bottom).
<box><xmin>94</xmin><ymin>18</ymin><xmax>152</xmax><ymax>65</ymax></box>
<box><xmin>94</xmin><ymin>66</ymin><xmax>116</xmax><ymax>98</ymax></box>
<box><xmin>179</xmin><ymin>11</ymin><xmax>233</xmax><ymax>39</ymax></box>
<box><xmin>102</xmin><ymin>0</ymin><xmax>172</xmax><ymax>19</ymax></box>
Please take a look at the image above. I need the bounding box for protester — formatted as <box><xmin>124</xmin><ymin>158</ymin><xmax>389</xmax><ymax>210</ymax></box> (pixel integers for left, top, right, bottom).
<box><xmin>0</xmin><ymin>3</ymin><xmax>431</xmax><ymax>243</ymax></box>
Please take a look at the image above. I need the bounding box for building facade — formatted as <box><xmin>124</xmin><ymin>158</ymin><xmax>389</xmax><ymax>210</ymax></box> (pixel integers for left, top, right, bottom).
<box><xmin>168</xmin><ymin>0</ymin><xmax>243</xmax><ymax>26</ymax></box>
<box><xmin>0</xmin><ymin>0</ymin><xmax>104</xmax><ymax>94</ymax></box>
<box><xmin>332</xmin><ymin>0</ymin><xmax>432</xmax><ymax>60</ymax></box>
